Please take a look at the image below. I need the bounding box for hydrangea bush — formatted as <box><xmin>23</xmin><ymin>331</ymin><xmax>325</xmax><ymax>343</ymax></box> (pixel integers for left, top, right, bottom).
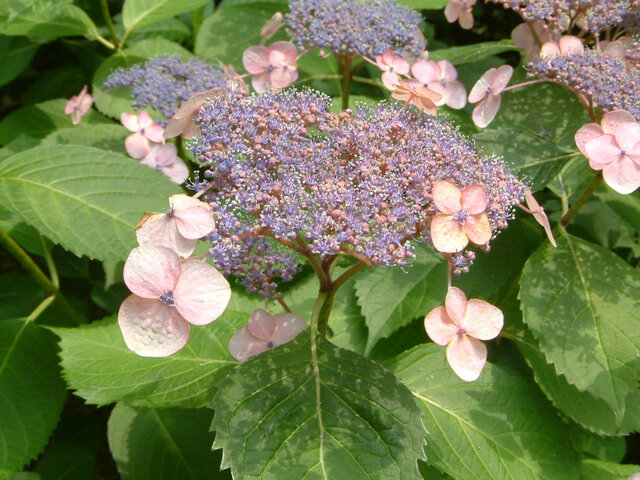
<box><xmin>0</xmin><ymin>0</ymin><xmax>639</xmax><ymax>479</ymax></box>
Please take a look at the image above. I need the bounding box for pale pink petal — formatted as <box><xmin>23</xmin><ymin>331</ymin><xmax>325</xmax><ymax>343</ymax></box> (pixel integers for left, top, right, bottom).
<box><xmin>228</xmin><ymin>326</ymin><xmax>268</xmax><ymax>362</ymax></box>
<box><xmin>444</xmin><ymin>0</ymin><xmax>462</xmax><ymax>23</ymax></box>
<box><xmin>603</xmin><ymin>40</ymin><xmax>626</xmax><ymax>60</ymax></box>
<box><xmin>171</xmin><ymin>194</ymin><xmax>215</xmax><ymax>239</ymax></box>
<box><xmin>459</xmin><ymin>10</ymin><xmax>474</xmax><ymax>29</ymax></box>
<box><xmin>118</xmin><ymin>295</ymin><xmax>190</xmax><ymax>357</ymax></box>
<box><xmin>182</xmin><ymin>121</ymin><xmax>199</xmax><ymax>140</ymax></box>
<box><xmin>524</xmin><ymin>191</ymin><xmax>557</xmax><ymax>248</ymax></box>
<box><xmin>445</xmin><ymin>287</ymin><xmax>468</xmax><ymax>328</ymax></box>
<box><xmin>489</xmin><ymin>65</ymin><xmax>513</xmax><ymax>94</ymax></box>
<box><xmin>125</xmin><ymin>133</ymin><xmax>151</xmax><ymax>159</ymax></box>
<box><xmin>613</xmin><ymin>123</ymin><xmax>640</xmax><ymax>153</ymax></box>
<box><xmin>511</xmin><ymin>23</ymin><xmax>534</xmax><ymax>50</ymax></box>
<box><xmin>143</xmin><ymin>123</ymin><xmax>165</xmax><ymax>144</ymax></box>
<box><xmin>465</xmin><ymin>213</ymin><xmax>492</xmax><ymax>246</ymax></box>
<box><xmin>247</xmin><ymin>309</ymin><xmax>277</xmax><ymax>341</ymax></box>
<box><xmin>462</xmin><ymin>299</ymin><xmax>503</xmax><ymax>340</ymax></box>
<box><xmin>559</xmin><ymin>35</ymin><xmax>584</xmax><ymax>55</ymax></box>
<box><xmin>540</xmin><ymin>41</ymin><xmax>561</xmax><ymax>58</ymax></box>
<box><xmin>382</xmin><ymin>49</ymin><xmax>396</xmax><ymax>66</ymax></box>
<box><xmin>271</xmin><ymin>313</ymin><xmax>307</xmax><ymax>346</ymax></box>
<box><xmin>427</xmin><ymin>81</ymin><xmax>447</xmax><ymax>107</ymax></box>
<box><xmin>460</xmin><ymin>184</ymin><xmax>488</xmax><ymax>214</ymax></box>
<box><xmin>601</xmin><ymin>110</ymin><xmax>637</xmax><ymax>134</ymax></box>
<box><xmin>424</xmin><ymin>306</ymin><xmax>458</xmax><ymax>345</ymax></box>
<box><xmin>376</xmin><ymin>55</ymin><xmax>390</xmax><ymax>71</ymax></box>
<box><xmin>391</xmin><ymin>56</ymin><xmax>410</xmax><ymax>75</ymax></box>
<box><xmin>268</xmin><ymin>41</ymin><xmax>298</xmax><ymax>67</ymax></box>
<box><xmin>430</xmin><ymin>214</ymin><xmax>468</xmax><ymax>253</ymax></box>
<box><xmin>602</xmin><ymin>156</ymin><xmax>640</xmax><ymax>194</ymax></box>
<box><xmin>136</xmin><ymin>213</ymin><xmax>197</xmax><ymax>258</ymax></box>
<box><xmin>575</xmin><ymin>123</ymin><xmax>603</xmax><ymax>156</ymax></box>
<box><xmin>144</xmin><ymin>144</ymin><xmax>176</xmax><ymax>167</ymax></box>
<box><xmin>251</xmin><ymin>71</ymin><xmax>271</xmax><ymax>93</ymax></box>
<box><xmin>411</xmin><ymin>60</ymin><xmax>439</xmax><ymax>84</ymax></box>
<box><xmin>381</xmin><ymin>70</ymin><xmax>401</xmax><ymax>90</ymax></box>
<box><xmin>468</xmin><ymin>68</ymin><xmax>494</xmax><ymax>103</ymax></box>
<box><xmin>260</xmin><ymin>12</ymin><xmax>283</xmax><ymax>42</ymax></box>
<box><xmin>585</xmin><ymin>134</ymin><xmax>621</xmax><ymax>168</ymax></box>
<box><xmin>173</xmin><ymin>260</ymin><xmax>231</xmax><ymax>326</ymax></box>
<box><xmin>446</xmin><ymin>334</ymin><xmax>487</xmax><ymax>381</ymax></box>
<box><xmin>64</xmin><ymin>98</ymin><xmax>76</xmax><ymax>115</ymax></box>
<box><xmin>121</xmin><ymin>112</ymin><xmax>140</xmax><ymax>132</ymax></box>
<box><xmin>243</xmin><ymin>46</ymin><xmax>270</xmax><ymax>74</ymax></box>
<box><xmin>137</xmin><ymin>110</ymin><xmax>155</xmax><ymax>129</ymax></box>
<box><xmin>443</xmin><ymin>81</ymin><xmax>467</xmax><ymax>109</ymax></box>
<box><xmin>123</xmin><ymin>245</ymin><xmax>181</xmax><ymax>298</ymax></box>
<box><xmin>437</xmin><ymin>60</ymin><xmax>456</xmax><ymax>81</ymax></box>
<box><xmin>164</xmin><ymin>116</ymin><xmax>192</xmax><ymax>140</ymax></box>
<box><xmin>270</xmin><ymin>66</ymin><xmax>298</xmax><ymax>89</ymax></box>
<box><xmin>161</xmin><ymin>158</ymin><xmax>190</xmax><ymax>184</ymax></box>
<box><xmin>432</xmin><ymin>180</ymin><xmax>462</xmax><ymax>214</ymax></box>
<box><xmin>472</xmin><ymin>93</ymin><xmax>501</xmax><ymax>128</ymax></box>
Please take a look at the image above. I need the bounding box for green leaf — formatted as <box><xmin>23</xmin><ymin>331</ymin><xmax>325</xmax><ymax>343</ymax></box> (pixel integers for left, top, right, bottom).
<box><xmin>122</xmin><ymin>0</ymin><xmax>210</xmax><ymax>34</ymax></box>
<box><xmin>354</xmin><ymin>244</ymin><xmax>447</xmax><ymax>354</ymax></box>
<box><xmin>567</xmin><ymin>423</ymin><xmax>626</xmax><ymax>463</ymax></box>
<box><xmin>0</xmin><ymin>3</ymin><xmax>98</xmax><ymax>40</ymax></box>
<box><xmin>54</xmin><ymin>311</ymin><xmax>246</xmax><ymax>408</ymax></box>
<box><xmin>429</xmin><ymin>41</ymin><xmax>519</xmax><ymax>65</ymax></box>
<box><xmin>0</xmin><ymin>36</ymin><xmax>38</xmax><ymax>87</ymax></box>
<box><xmin>0</xmin><ymin>319</ymin><xmax>67</xmax><ymax>477</ymax></box>
<box><xmin>396</xmin><ymin>0</ymin><xmax>448</xmax><ymax>9</ymax></box>
<box><xmin>34</xmin><ymin>444</ymin><xmax>96</xmax><ymax>480</ymax></box>
<box><xmin>519</xmin><ymin>234</ymin><xmax>640</xmax><ymax>420</ymax></box>
<box><xmin>108</xmin><ymin>404</ymin><xmax>230</xmax><ymax>480</ymax></box>
<box><xmin>195</xmin><ymin>3</ymin><xmax>283</xmax><ymax>70</ymax></box>
<box><xmin>0</xmin><ymin>145</ymin><xmax>179</xmax><ymax>261</ymax></box>
<box><xmin>579</xmin><ymin>458</ymin><xmax>640</xmax><ymax>480</ymax></box>
<box><xmin>0</xmin><ymin>98</ymin><xmax>109</xmax><ymax>146</ymax></box>
<box><xmin>127</xmin><ymin>18</ymin><xmax>191</xmax><ymax>43</ymax></box>
<box><xmin>40</xmin><ymin>124</ymin><xmax>128</xmax><ymax>153</ymax></box>
<box><xmin>126</xmin><ymin>37</ymin><xmax>193</xmax><ymax>59</ymax></box>
<box><xmin>387</xmin><ymin>344</ymin><xmax>581</xmax><ymax>480</ymax></box>
<box><xmin>212</xmin><ymin>333</ymin><xmax>427</xmax><ymax>479</ymax></box>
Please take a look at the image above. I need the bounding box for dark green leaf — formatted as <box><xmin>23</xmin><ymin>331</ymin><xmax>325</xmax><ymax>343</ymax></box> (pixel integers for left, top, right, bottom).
<box><xmin>578</xmin><ymin>458</ymin><xmax>640</xmax><ymax>480</ymax></box>
<box><xmin>122</xmin><ymin>0</ymin><xmax>210</xmax><ymax>34</ymax></box>
<box><xmin>0</xmin><ymin>35</ymin><xmax>38</xmax><ymax>87</ymax></box>
<box><xmin>429</xmin><ymin>41</ymin><xmax>519</xmax><ymax>65</ymax></box>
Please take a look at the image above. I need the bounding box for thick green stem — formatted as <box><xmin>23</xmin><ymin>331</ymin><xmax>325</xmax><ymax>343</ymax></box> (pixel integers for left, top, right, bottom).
<box><xmin>99</xmin><ymin>0</ymin><xmax>119</xmax><ymax>50</ymax></box>
<box><xmin>310</xmin><ymin>287</ymin><xmax>336</xmax><ymax>336</ymax></box>
<box><xmin>559</xmin><ymin>171</ymin><xmax>603</xmax><ymax>226</ymax></box>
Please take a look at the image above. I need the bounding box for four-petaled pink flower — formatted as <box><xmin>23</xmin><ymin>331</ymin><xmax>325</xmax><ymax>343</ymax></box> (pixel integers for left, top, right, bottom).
<box><xmin>430</xmin><ymin>180</ymin><xmax>492</xmax><ymax>253</ymax></box>
<box><xmin>119</xmin><ymin>245</ymin><xmax>231</xmax><ymax>357</ymax></box>
<box><xmin>444</xmin><ymin>0</ymin><xmax>476</xmax><ymax>30</ymax></box>
<box><xmin>242</xmin><ymin>41</ymin><xmax>299</xmax><ymax>93</ymax></box>
<box><xmin>65</xmin><ymin>85</ymin><xmax>93</xmax><ymax>125</ymax></box>
<box><xmin>228</xmin><ymin>308</ymin><xmax>307</xmax><ymax>362</ymax></box>
<box><xmin>468</xmin><ymin>65</ymin><xmax>513</xmax><ymax>128</ymax></box>
<box><xmin>121</xmin><ymin>110</ymin><xmax>165</xmax><ymax>159</ymax></box>
<box><xmin>136</xmin><ymin>194</ymin><xmax>215</xmax><ymax>258</ymax></box>
<box><xmin>410</xmin><ymin>59</ymin><xmax>467</xmax><ymax>109</ymax></box>
<box><xmin>424</xmin><ymin>287</ymin><xmax>503</xmax><ymax>381</ymax></box>
<box><xmin>140</xmin><ymin>143</ymin><xmax>189</xmax><ymax>184</ymax></box>
<box><xmin>540</xmin><ymin>35</ymin><xmax>584</xmax><ymax>58</ymax></box>
<box><xmin>376</xmin><ymin>49</ymin><xmax>410</xmax><ymax>90</ymax></box>
<box><xmin>391</xmin><ymin>78</ymin><xmax>442</xmax><ymax>116</ymax></box>
<box><xmin>164</xmin><ymin>88</ymin><xmax>223</xmax><ymax>140</ymax></box>
<box><xmin>511</xmin><ymin>22</ymin><xmax>551</xmax><ymax>61</ymax></box>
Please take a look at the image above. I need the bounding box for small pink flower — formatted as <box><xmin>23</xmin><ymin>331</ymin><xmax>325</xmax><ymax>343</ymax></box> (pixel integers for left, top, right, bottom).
<box><xmin>119</xmin><ymin>245</ymin><xmax>231</xmax><ymax>357</ymax></box>
<box><xmin>65</xmin><ymin>85</ymin><xmax>93</xmax><ymax>125</ymax></box>
<box><xmin>511</xmin><ymin>22</ymin><xmax>551</xmax><ymax>61</ymax></box>
<box><xmin>468</xmin><ymin>65</ymin><xmax>513</xmax><ymax>128</ymax></box>
<box><xmin>575</xmin><ymin>110</ymin><xmax>636</xmax><ymax>156</ymax></box>
<box><xmin>121</xmin><ymin>110</ymin><xmax>165</xmax><ymax>159</ymax></box>
<box><xmin>539</xmin><ymin>35</ymin><xmax>584</xmax><ymax>58</ymax></box>
<box><xmin>524</xmin><ymin>191</ymin><xmax>557</xmax><ymax>247</ymax></box>
<box><xmin>140</xmin><ymin>143</ymin><xmax>189</xmax><ymax>184</ymax></box>
<box><xmin>136</xmin><ymin>194</ymin><xmax>215</xmax><ymax>258</ymax></box>
<box><xmin>164</xmin><ymin>88</ymin><xmax>223</xmax><ymax>139</ymax></box>
<box><xmin>411</xmin><ymin>59</ymin><xmax>467</xmax><ymax>109</ymax></box>
<box><xmin>429</xmin><ymin>180</ymin><xmax>492</xmax><ymax>253</ymax></box>
<box><xmin>260</xmin><ymin>12</ymin><xmax>284</xmax><ymax>43</ymax></box>
<box><xmin>242</xmin><ymin>41</ymin><xmax>299</xmax><ymax>93</ymax></box>
<box><xmin>228</xmin><ymin>308</ymin><xmax>307</xmax><ymax>362</ymax></box>
<box><xmin>444</xmin><ymin>0</ymin><xmax>476</xmax><ymax>30</ymax></box>
<box><xmin>375</xmin><ymin>49</ymin><xmax>410</xmax><ymax>90</ymax></box>
<box><xmin>391</xmin><ymin>78</ymin><xmax>442</xmax><ymax>115</ymax></box>
<box><xmin>424</xmin><ymin>287</ymin><xmax>503</xmax><ymax>381</ymax></box>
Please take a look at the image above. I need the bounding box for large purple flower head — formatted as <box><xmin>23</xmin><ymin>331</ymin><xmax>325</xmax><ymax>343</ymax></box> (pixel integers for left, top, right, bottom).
<box><xmin>285</xmin><ymin>0</ymin><xmax>426</xmax><ymax>58</ymax></box>
<box><xmin>104</xmin><ymin>56</ymin><xmax>230</xmax><ymax>124</ymax></box>
<box><xmin>192</xmin><ymin>88</ymin><xmax>526</xmax><ymax>296</ymax></box>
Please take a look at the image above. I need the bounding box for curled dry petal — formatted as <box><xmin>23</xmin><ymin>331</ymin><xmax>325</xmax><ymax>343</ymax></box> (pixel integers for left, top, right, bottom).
<box><xmin>164</xmin><ymin>88</ymin><xmax>223</xmax><ymax>139</ymax></box>
<box><xmin>261</xmin><ymin>12</ymin><xmax>283</xmax><ymax>42</ymax></box>
<box><xmin>524</xmin><ymin>191</ymin><xmax>557</xmax><ymax>247</ymax></box>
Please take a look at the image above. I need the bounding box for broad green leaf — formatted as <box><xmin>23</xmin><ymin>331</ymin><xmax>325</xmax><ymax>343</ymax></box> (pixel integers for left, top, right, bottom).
<box><xmin>0</xmin><ymin>36</ymin><xmax>38</xmax><ymax>87</ymax></box>
<box><xmin>519</xmin><ymin>234</ymin><xmax>640</xmax><ymax>419</ymax></box>
<box><xmin>0</xmin><ymin>99</ymin><xmax>109</xmax><ymax>146</ymax></box>
<box><xmin>219</xmin><ymin>0</ymin><xmax>286</xmax><ymax>5</ymax></box>
<box><xmin>22</xmin><ymin>66</ymin><xmax>84</xmax><ymax>106</ymax></box>
<box><xmin>387</xmin><ymin>344</ymin><xmax>580</xmax><ymax>480</ymax></box>
<box><xmin>0</xmin><ymin>319</ymin><xmax>67</xmax><ymax>477</ymax></box>
<box><xmin>429</xmin><ymin>41</ymin><xmax>519</xmax><ymax>65</ymax></box>
<box><xmin>195</xmin><ymin>3</ymin><xmax>283</xmax><ymax>70</ymax></box>
<box><xmin>54</xmin><ymin>311</ymin><xmax>246</xmax><ymax>408</ymax></box>
<box><xmin>40</xmin><ymin>124</ymin><xmax>128</xmax><ymax>153</ymax></box>
<box><xmin>34</xmin><ymin>444</ymin><xmax>96</xmax><ymax>480</ymax></box>
<box><xmin>567</xmin><ymin>423</ymin><xmax>626</xmax><ymax>463</ymax></box>
<box><xmin>579</xmin><ymin>459</ymin><xmax>640</xmax><ymax>480</ymax></box>
<box><xmin>108</xmin><ymin>404</ymin><xmax>230</xmax><ymax>480</ymax></box>
<box><xmin>126</xmin><ymin>37</ymin><xmax>193</xmax><ymax>59</ymax></box>
<box><xmin>593</xmin><ymin>187</ymin><xmax>640</xmax><ymax>232</ymax></box>
<box><xmin>354</xmin><ymin>244</ymin><xmax>447</xmax><ymax>354</ymax></box>
<box><xmin>0</xmin><ymin>275</ymin><xmax>47</xmax><ymax>318</ymax></box>
<box><xmin>548</xmin><ymin>154</ymin><xmax>596</xmax><ymax>202</ymax></box>
<box><xmin>128</xmin><ymin>18</ymin><xmax>191</xmax><ymax>43</ymax></box>
<box><xmin>396</xmin><ymin>0</ymin><xmax>448</xmax><ymax>9</ymax></box>
<box><xmin>0</xmin><ymin>145</ymin><xmax>179</xmax><ymax>261</ymax></box>
<box><xmin>122</xmin><ymin>0</ymin><xmax>210</xmax><ymax>33</ymax></box>
<box><xmin>212</xmin><ymin>333</ymin><xmax>427</xmax><ymax>480</ymax></box>
<box><xmin>0</xmin><ymin>3</ymin><xmax>98</xmax><ymax>40</ymax></box>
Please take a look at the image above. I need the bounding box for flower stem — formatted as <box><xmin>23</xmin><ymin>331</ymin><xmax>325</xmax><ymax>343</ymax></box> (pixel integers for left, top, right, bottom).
<box><xmin>99</xmin><ymin>0</ymin><xmax>119</xmax><ymax>50</ymax></box>
<box><xmin>559</xmin><ymin>171</ymin><xmax>603</xmax><ymax>226</ymax></box>
<box><xmin>310</xmin><ymin>287</ymin><xmax>336</xmax><ymax>336</ymax></box>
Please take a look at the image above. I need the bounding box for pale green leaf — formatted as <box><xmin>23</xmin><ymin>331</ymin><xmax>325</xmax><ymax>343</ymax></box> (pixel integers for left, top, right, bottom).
<box><xmin>40</xmin><ymin>124</ymin><xmax>128</xmax><ymax>153</ymax></box>
<box><xmin>567</xmin><ymin>423</ymin><xmax>626</xmax><ymax>463</ymax></box>
<box><xmin>212</xmin><ymin>333</ymin><xmax>427</xmax><ymax>480</ymax></box>
<box><xmin>579</xmin><ymin>458</ymin><xmax>640</xmax><ymax>480</ymax></box>
<box><xmin>387</xmin><ymin>344</ymin><xmax>581</xmax><ymax>480</ymax></box>
<box><xmin>0</xmin><ymin>145</ymin><xmax>180</xmax><ymax>261</ymax></box>
<box><xmin>122</xmin><ymin>0</ymin><xmax>210</xmax><ymax>33</ymax></box>
<box><xmin>0</xmin><ymin>3</ymin><xmax>98</xmax><ymax>39</ymax></box>
<box><xmin>396</xmin><ymin>0</ymin><xmax>448</xmax><ymax>9</ymax></box>
<box><xmin>0</xmin><ymin>36</ymin><xmax>38</xmax><ymax>87</ymax></box>
<box><xmin>429</xmin><ymin>41</ymin><xmax>519</xmax><ymax>65</ymax></box>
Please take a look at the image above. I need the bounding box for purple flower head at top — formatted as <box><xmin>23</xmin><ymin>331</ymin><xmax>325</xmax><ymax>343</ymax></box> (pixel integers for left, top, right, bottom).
<box><xmin>285</xmin><ymin>0</ymin><xmax>426</xmax><ymax>58</ymax></box>
<box><xmin>104</xmin><ymin>56</ymin><xmax>230</xmax><ymax>124</ymax></box>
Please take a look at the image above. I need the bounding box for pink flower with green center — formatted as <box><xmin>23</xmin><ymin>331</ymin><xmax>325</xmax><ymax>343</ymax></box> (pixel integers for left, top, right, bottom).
<box><xmin>65</xmin><ymin>85</ymin><xmax>93</xmax><ymax>125</ymax></box>
<box><xmin>242</xmin><ymin>41</ymin><xmax>299</xmax><ymax>93</ymax></box>
<box><xmin>468</xmin><ymin>65</ymin><xmax>513</xmax><ymax>128</ymax></box>
<box><xmin>429</xmin><ymin>180</ymin><xmax>492</xmax><ymax>253</ymax></box>
<box><xmin>444</xmin><ymin>0</ymin><xmax>476</xmax><ymax>30</ymax></box>
<box><xmin>424</xmin><ymin>287</ymin><xmax>503</xmax><ymax>381</ymax></box>
<box><xmin>375</xmin><ymin>49</ymin><xmax>410</xmax><ymax>90</ymax></box>
<box><xmin>121</xmin><ymin>110</ymin><xmax>165</xmax><ymax>159</ymax></box>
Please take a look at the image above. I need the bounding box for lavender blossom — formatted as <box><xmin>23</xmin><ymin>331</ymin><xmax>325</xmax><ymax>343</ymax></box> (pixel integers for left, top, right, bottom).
<box><xmin>192</xmin><ymin>88</ymin><xmax>526</xmax><ymax>296</ymax></box>
<box><xmin>285</xmin><ymin>0</ymin><xmax>426</xmax><ymax>58</ymax></box>
<box><xmin>104</xmin><ymin>56</ymin><xmax>230</xmax><ymax>124</ymax></box>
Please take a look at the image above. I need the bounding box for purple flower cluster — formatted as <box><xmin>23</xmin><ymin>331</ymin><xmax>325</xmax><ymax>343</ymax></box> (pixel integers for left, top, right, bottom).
<box><xmin>285</xmin><ymin>0</ymin><xmax>426</xmax><ymax>58</ymax></box>
<box><xmin>192</xmin><ymin>88</ymin><xmax>526</xmax><ymax>296</ymax></box>
<box><xmin>528</xmin><ymin>48</ymin><xmax>640</xmax><ymax>120</ymax></box>
<box><xmin>103</xmin><ymin>56</ymin><xmax>230</xmax><ymax>123</ymax></box>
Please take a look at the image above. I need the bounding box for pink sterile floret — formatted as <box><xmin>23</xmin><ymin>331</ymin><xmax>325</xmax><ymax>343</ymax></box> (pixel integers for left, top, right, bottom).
<box><xmin>228</xmin><ymin>308</ymin><xmax>307</xmax><ymax>362</ymax></box>
<box><xmin>121</xmin><ymin>110</ymin><xmax>165</xmax><ymax>159</ymax></box>
<box><xmin>140</xmin><ymin>143</ymin><xmax>189</xmax><ymax>184</ymax></box>
<box><xmin>539</xmin><ymin>35</ymin><xmax>584</xmax><ymax>58</ymax></box>
<box><xmin>424</xmin><ymin>287</ymin><xmax>503</xmax><ymax>381</ymax></box>
<box><xmin>524</xmin><ymin>190</ymin><xmax>557</xmax><ymax>247</ymax></box>
<box><xmin>391</xmin><ymin>78</ymin><xmax>442</xmax><ymax>116</ymax></box>
<box><xmin>65</xmin><ymin>85</ymin><xmax>93</xmax><ymax>125</ymax></box>
<box><xmin>429</xmin><ymin>180</ymin><xmax>492</xmax><ymax>253</ymax></box>
<box><xmin>164</xmin><ymin>88</ymin><xmax>223</xmax><ymax>140</ymax></box>
<box><xmin>444</xmin><ymin>0</ymin><xmax>477</xmax><ymax>30</ymax></box>
<box><xmin>511</xmin><ymin>22</ymin><xmax>551</xmax><ymax>61</ymax></box>
<box><xmin>411</xmin><ymin>59</ymin><xmax>467</xmax><ymax>109</ymax></box>
<box><xmin>468</xmin><ymin>65</ymin><xmax>513</xmax><ymax>128</ymax></box>
<box><xmin>136</xmin><ymin>194</ymin><xmax>215</xmax><ymax>258</ymax></box>
<box><xmin>242</xmin><ymin>41</ymin><xmax>299</xmax><ymax>93</ymax></box>
<box><xmin>261</xmin><ymin>12</ymin><xmax>284</xmax><ymax>43</ymax></box>
<box><xmin>119</xmin><ymin>245</ymin><xmax>231</xmax><ymax>357</ymax></box>
<box><xmin>375</xmin><ymin>49</ymin><xmax>411</xmax><ymax>90</ymax></box>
